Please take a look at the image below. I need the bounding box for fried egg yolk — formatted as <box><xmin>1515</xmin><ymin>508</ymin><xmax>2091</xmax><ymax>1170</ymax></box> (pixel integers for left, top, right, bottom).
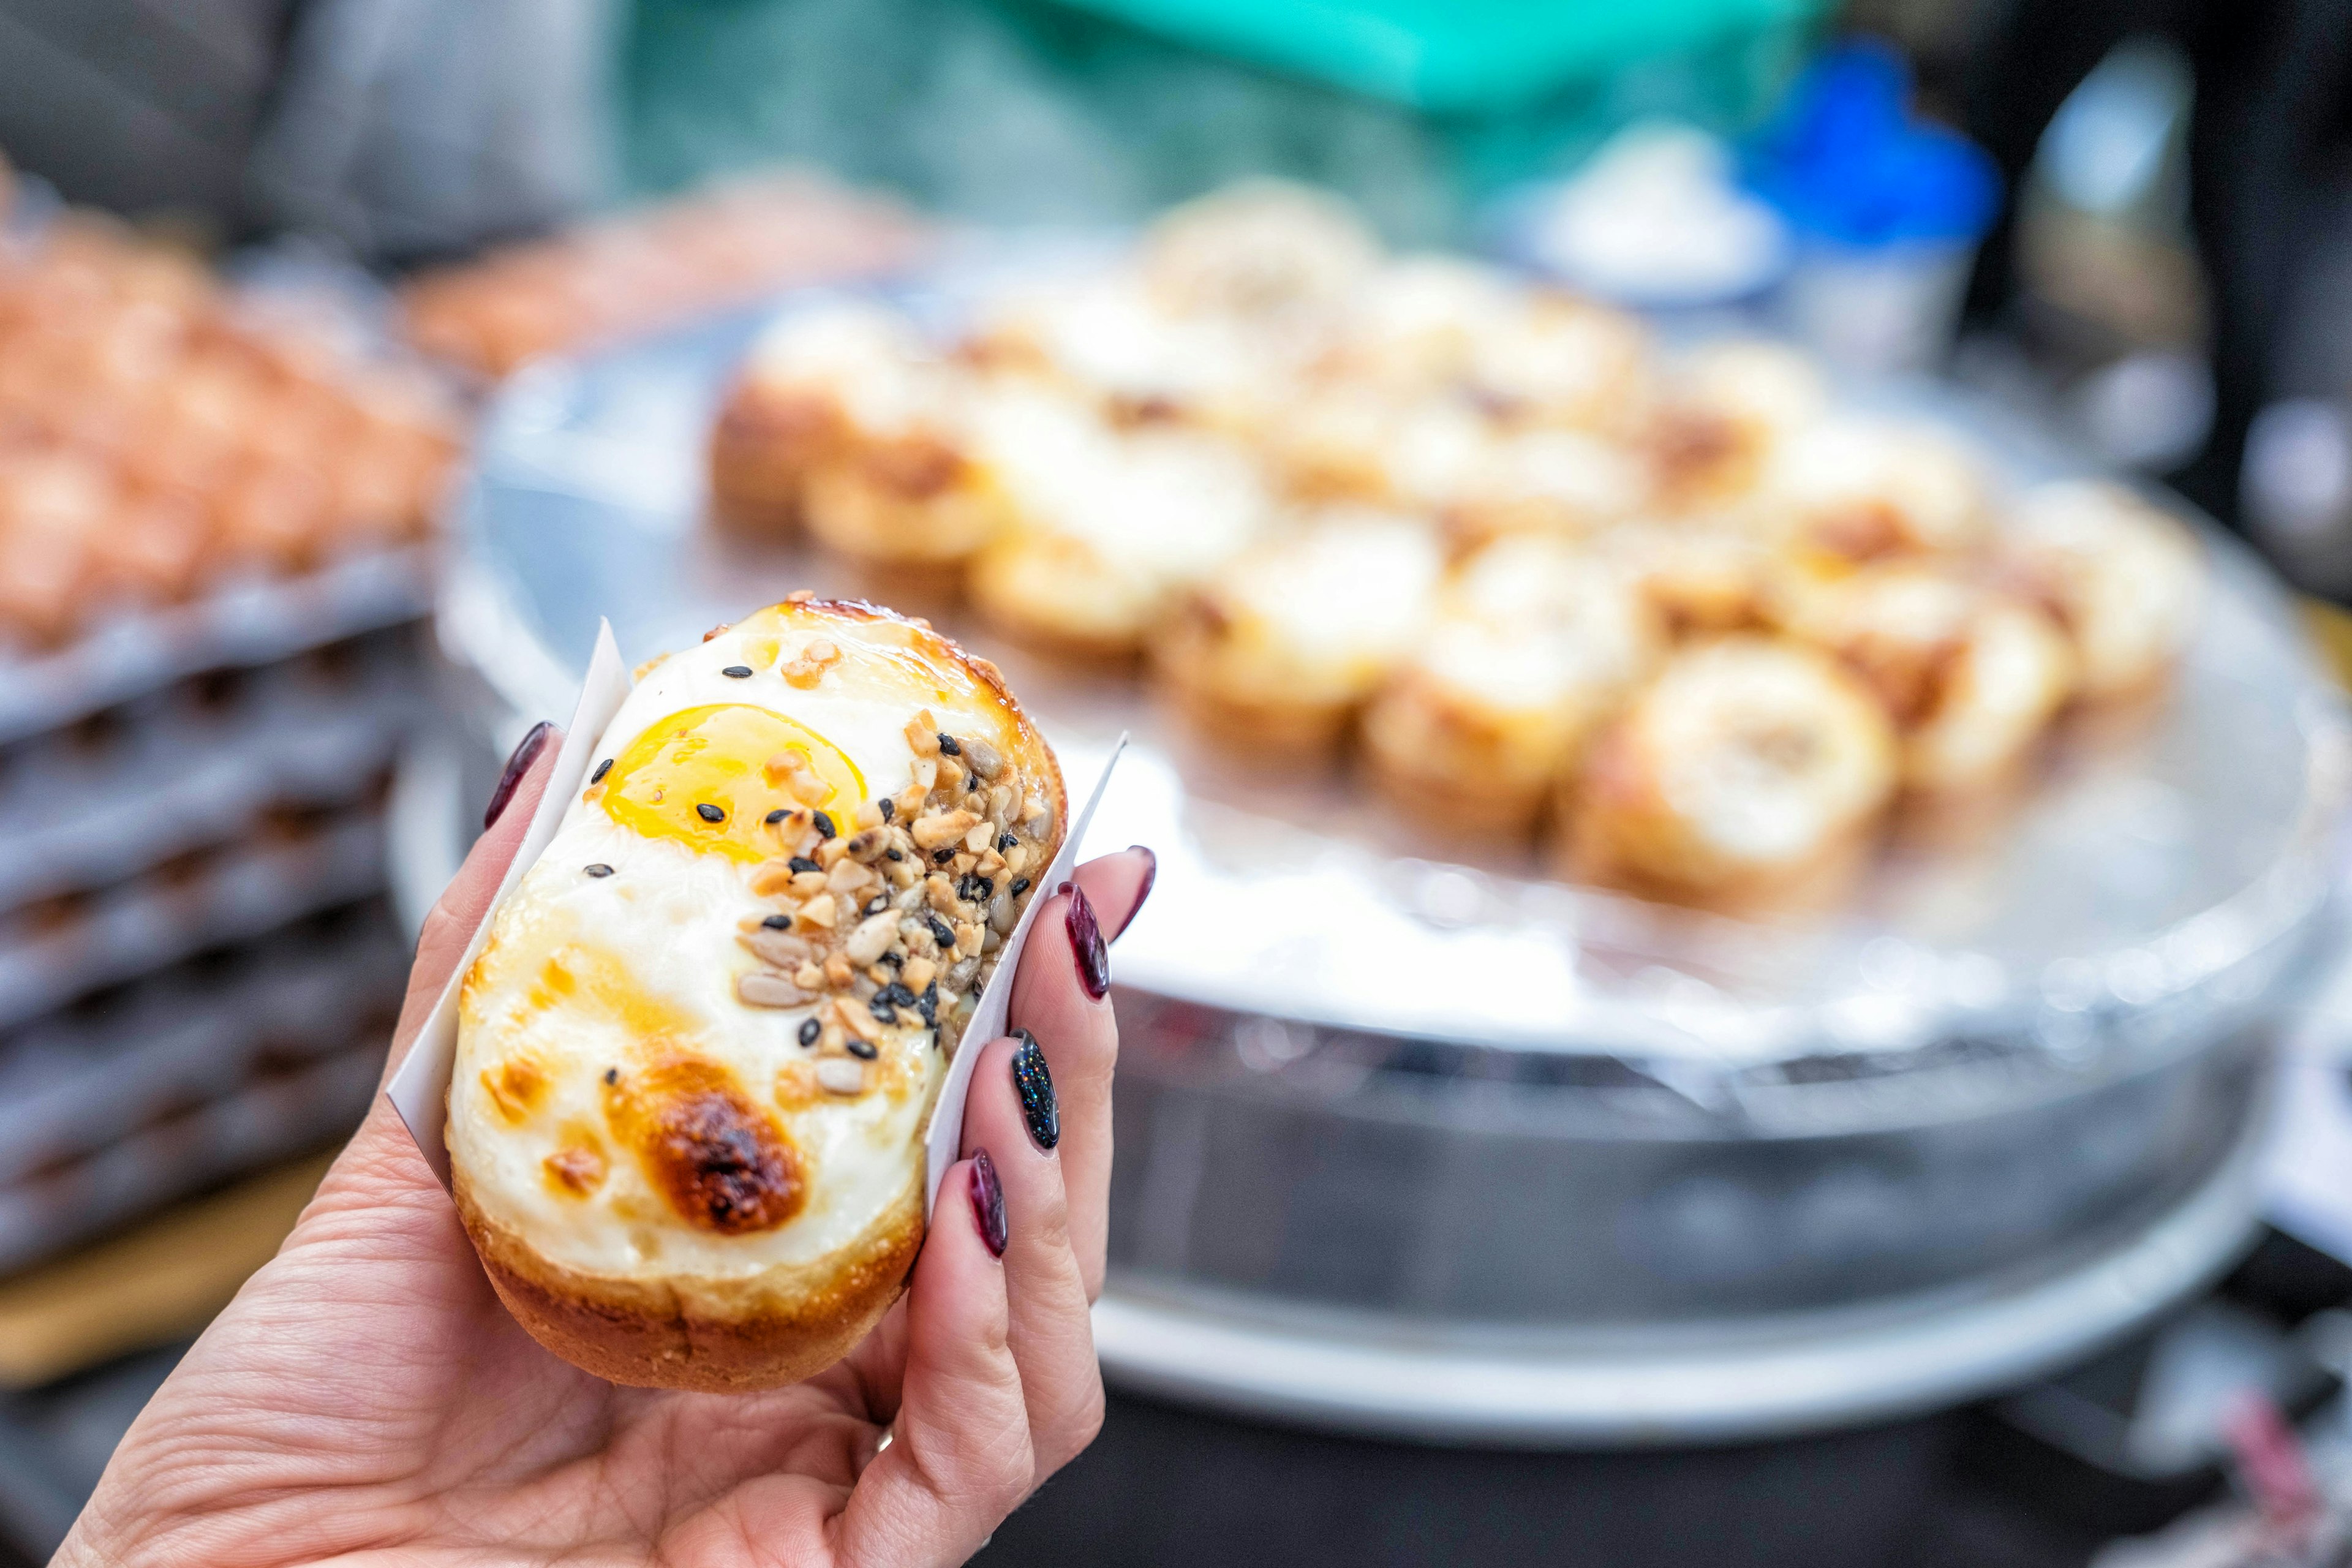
<box><xmin>599</xmin><ymin>703</ymin><xmax>866</xmax><ymax>861</ymax></box>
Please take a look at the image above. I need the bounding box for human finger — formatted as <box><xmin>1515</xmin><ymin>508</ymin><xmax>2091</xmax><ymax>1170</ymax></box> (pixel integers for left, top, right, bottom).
<box><xmin>834</xmin><ymin>1153</ymin><xmax>1029</xmax><ymax>1568</ymax></box>
<box><xmin>1006</xmin><ymin>847</ymin><xmax>1152</xmax><ymax>1300</ymax></box>
<box><xmin>961</xmin><ymin>1034</ymin><xmax>1102</xmax><ymax>1480</ymax></box>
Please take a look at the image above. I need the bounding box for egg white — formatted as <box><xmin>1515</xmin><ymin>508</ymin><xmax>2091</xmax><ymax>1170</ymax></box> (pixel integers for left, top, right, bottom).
<box><xmin>452</xmin><ymin>610</ymin><xmax>1027</xmax><ymax>1280</ymax></box>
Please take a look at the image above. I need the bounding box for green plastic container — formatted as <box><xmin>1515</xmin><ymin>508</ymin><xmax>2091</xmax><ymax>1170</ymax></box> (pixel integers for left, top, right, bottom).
<box><xmin>1035</xmin><ymin>0</ymin><xmax>1825</xmax><ymax>112</ymax></box>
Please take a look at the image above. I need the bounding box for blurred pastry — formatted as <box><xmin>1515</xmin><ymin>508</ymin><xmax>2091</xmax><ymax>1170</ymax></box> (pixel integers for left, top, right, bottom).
<box><xmin>2000</xmin><ymin>480</ymin><xmax>2205</xmax><ymax>703</ymax></box>
<box><xmin>1776</xmin><ymin>563</ymin><xmax>2076</xmax><ymax>793</ymax></box>
<box><xmin>1441</xmin><ymin>426</ymin><xmax>1652</xmax><ymax>553</ymax></box>
<box><xmin>1140</xmin><ymin>179</ymin><xmax>1380</xmax><ymax>320</ymax></box>
<box><xmin>1363</xmin><ymin>536</ymin><xmax>1662</xmax><ymax>835</ymax></box>
<box><xmin>1153</xmin><ymin>508</ymin><xmax>1442</xmax><ymax>756</ymax></box>
<box><xmin>1751</xmin><ymin>418</ymin><xmax>1989</xmax><ymax>565</ymax></box>
<box><xmin>1467</xmin><ymin>292</ymin><xmax>1655</xmax><ymax>437</ymax></box>
<box><xmin>967</xmin><ymin>420</ymin><xmax>1272</xmax><ymax>660</ymax></box>
<box><xmin>711</xmin><ymin>303</ymin><xmax>943</xmax><ymax>533</ymax></box>
<box><xmin>1262</xmin><ymin>388</ymin><xmax>1492</xmax><ymax>510</ymax></box>
<box><xmin>1649</xmin><ymin>339</ymin><xmax>1829</xmax><ymax>510</ymax></box>
<box><xmin>1567</xmin><ymin>637</ymin><xmax>1899</xmax><ymax>906</ymax></box>
<box><xmin>1596</xmin><ymin>520</ymin><xmax>1775</xmax><ymax>638</ymax></box>
<box><xmin>966</xmin><ymin>271</ymin><xmax>1282</xmax><ymax>437</ymax></box>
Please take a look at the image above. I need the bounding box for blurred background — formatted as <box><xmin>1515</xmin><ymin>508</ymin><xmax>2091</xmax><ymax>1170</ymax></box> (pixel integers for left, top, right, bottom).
<box><xmin>2</xmin><ymin>1</ymin><xmax>2352</xmax><ymax>1564</ymax></box>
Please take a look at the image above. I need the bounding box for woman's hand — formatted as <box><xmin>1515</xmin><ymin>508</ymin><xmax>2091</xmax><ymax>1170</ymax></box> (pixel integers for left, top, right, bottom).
<box><xmin>55</xmin><ymin>733</ymin><xmax>1153</xmax><ymax>1568</ymax></box>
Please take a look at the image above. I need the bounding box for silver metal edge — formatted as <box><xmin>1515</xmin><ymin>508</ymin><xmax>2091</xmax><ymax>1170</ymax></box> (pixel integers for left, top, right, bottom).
<box><xmin>1090</xmin><ymin>1113</ymin><xmax>2268</xmax><ymax>1447</ymax></box>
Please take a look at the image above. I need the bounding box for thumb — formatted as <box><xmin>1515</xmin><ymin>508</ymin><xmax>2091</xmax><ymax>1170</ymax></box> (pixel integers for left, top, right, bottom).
<box><xmin>834</xmin><ymin>1155</ymin><xmax>1031</xmax><ymax>1568</ymax></box>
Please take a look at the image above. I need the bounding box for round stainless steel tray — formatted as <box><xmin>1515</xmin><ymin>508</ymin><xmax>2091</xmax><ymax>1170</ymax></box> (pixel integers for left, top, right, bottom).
<box><xmin>418</xmin><ymin>281</ymin><xmax>2352</xmax><ymax>1443</ymax></box>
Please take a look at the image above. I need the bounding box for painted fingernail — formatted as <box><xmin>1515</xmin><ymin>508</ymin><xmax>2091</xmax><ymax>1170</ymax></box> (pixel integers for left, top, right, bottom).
<box><xmin>1123</xmin><ymin>845</ymin><xmax>1156</xmax><ymax>933</ymax></box>
<box><xmin>1011</xmin><ymin>1029</ymin><xmax>1058</xmax><ymax>1152</ymax></box>
<box><xmin>970</xmin><ymin>1148</ymin><xmax>1008</xmax><ymax>1257</ymax></box>
<box><xmin>484</xmin><ymin>721</ymin><xmax>553</xmax><ymax>829</ymax></box>
<box><xmin>1067</xmin><ymin>886</ymin><xmax>1109</xmax><ymax>1000</ymax></box>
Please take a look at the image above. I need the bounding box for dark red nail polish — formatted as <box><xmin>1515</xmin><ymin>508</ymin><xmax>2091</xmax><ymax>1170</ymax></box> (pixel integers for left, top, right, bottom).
<box><xmin>1122</xmin><ymin>845</ymin><xmax>1156</xmax><ymax>934</ymax></box>
<box><xmin>1067</xmin><ymin>885</ymin><xmax>1109</xmax><ymax>1000</ymax></box>
<box><xmin>485</xmin><ymin>721</ymin><xmax>553</xmax><ymax>829</ymax></box>
<box><xmin>969</xmin><ymin>1148</ymin><xmax>1007</xmax><ymax>1257</ymax></box>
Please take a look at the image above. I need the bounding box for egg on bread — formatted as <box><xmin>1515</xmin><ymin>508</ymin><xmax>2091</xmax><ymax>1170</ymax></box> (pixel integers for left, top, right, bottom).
<box><xmin>450</xmin><ymin>597</ymin><xmax>1065</xmax><ymax>1391</ymax></box>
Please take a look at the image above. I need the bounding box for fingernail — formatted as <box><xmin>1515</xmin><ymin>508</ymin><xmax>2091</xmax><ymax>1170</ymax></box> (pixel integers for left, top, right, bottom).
<box><xmin>1067</xmin><ymin>886</ymin><xmax>1109</xmax><ymax>1000</ymax></box>
<box><xmin>1123</xmin><ymin>845</ymin><xmax>1156</xmax><ymax>932</ymax></box>
<box><xmin>969</xmin><ymin>1148</ymin><xmax>1007</xmax><ymax>1257</ymax></box>
<box><xmin>484</xmin><ymin>721</ymin><xmax>553</xmax><ymax>829</ymax></box>
<box><xmin>1011</xmin><ymin>1029</ymin><xmax>1058</xmax><ymax>1152</ymax></box>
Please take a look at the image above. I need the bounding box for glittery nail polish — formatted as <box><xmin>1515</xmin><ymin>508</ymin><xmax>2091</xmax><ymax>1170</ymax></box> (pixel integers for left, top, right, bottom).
<box><xmin>1011</xmin><ymin>1029</ymin><xmax>1058</xmax><ymax>1151</ymax></box>
<box><xmin>485</xmin><ymin>721</ymin><xmax>552</xmax><ymax>829</ymax></box>
<box><xmin>1067</xmin><ymin>885</ymin><xmax>1108</xmax><ymax>1000</ymax></box>
<box><xmin>970</xmin><ymin>1148</ymin><xmax>1007</xmax><ymax>1256</ymax></box>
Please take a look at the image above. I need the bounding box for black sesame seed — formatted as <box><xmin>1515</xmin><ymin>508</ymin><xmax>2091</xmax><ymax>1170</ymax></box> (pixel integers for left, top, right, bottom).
<box><xmin>812</xmin><ymin>810</ymin><xmax>836</xmax><ymax>839</ymax></box>
<box><xmin>869</xmin><ymin>1001</ymin><xmax>897</xmax><ymax>1025</ymax></box>
<box><xmin>966</xmin><ymin>772</ymin><xmax>981</xmax><ymax>792</ymax></box>
<box><xmin>878</xmin><ymin>797</ymin><xmax>895</xmax><ymax>822</ymax></box>
<box><xmin>584</xmin><ymin>863</ymin><xmax>614</xmax><ymax>878</ymax></box>
<box><xmin>1010</xmin><ymin>876</ymin><xmax>1031</xmax><ymax>897</ymax></box>
<box><xmin>846</xmin><ymin>1037</ymin><xmax>880</xmax><ymax>1060</ymax></box>
<box><xmin>864</xmin><ymin>895</ymin><xmax>890</xmax><ymax>917</ymax></box>
<box><xmin>880</xmin><ymin>951</ymin><xmax>905</xmax><ymax>970</ymax></box>
<box><xmin>721</xmin><ymin>664</ymin><xmax>754</xmax><ymax>679</ymax></box>
<box><xmin>762</xmin><ymin>914</ymin><xmax>792</xmax><ymax>930</ymax></box>
<box><xmin>937</xmin><ymin>733</ymin><xmax>962</xmax><ymax>756</ymax></box>
<box><xmin>957</xmin><ymin>873</ymin><xmax>994</xmax><ymax>902</ymax></box>
<box><xmin>925</xmin><ymin>913</ymin><xmax>956</xmax><ymax>948</ymax></box>
<box><xmin>998</xmin><ymin>832</ymin><xmax>1018</xmax><ymax>851</ymax></box>
<box><xmin>764</xmin><ymin>808</ymin><xmax>787</xmax><ymax>824</ymax></box>
<box><xmin>590</xmin><ymin>758</ymin><xmax>613</xmax><ymax>784</ymax></box>
<box><xmin>797</xmin><ymin>1018</ymin><xmax>820</xmax><ymax>1047</ymax></box>
<box><xmin>788</xmin><ymin>856</ymin><xmax>820</xmax><ymax>873</ymax></box>
<box><xmin>885</xmin><ymin>848</ymin><xmax>903</xmax><ymax>862</ymax></box>
<box><xmin>696</xmin><ymin>802</ymin><xmax>726</xmax><ymax>823</ymax></box>
<box><xmin>931</xmin><ymin>847</ymin><xmax>954</xmax><ymax>865</ymax></box>
<box><xmin>918</xmin><ymin>981</ymin><xmax>939</xmax><ymax>1026</ymax></box>
<box><xmin>603</xmin><ymin>1067</ymin><xmax>619</xmax><ymax>1085</ymax></box>
<box><xmin>878</xmin><ymin>982</ymin><xmax>918</xmax><ymax>1008</ymax></box>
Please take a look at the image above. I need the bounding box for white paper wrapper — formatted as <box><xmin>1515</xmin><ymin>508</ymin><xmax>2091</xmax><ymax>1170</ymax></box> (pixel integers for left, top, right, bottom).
<box><xmin>921</xmin><ymin>732</ymin><xmax>1125</xmax><ymax>1215</ymax></box>
<box><xmin>387</xmin><ymin>620</ymin><xmax>633</xmax><ymax>1187</ymax></box>
<box><xmin>385</xmin><ymin>622</ymin><xmax>1125</xmax><ymax>1221</ymax></box>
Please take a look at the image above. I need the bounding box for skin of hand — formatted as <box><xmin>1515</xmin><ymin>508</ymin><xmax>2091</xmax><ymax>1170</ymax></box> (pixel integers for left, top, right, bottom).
<box><xmin>55</xmin><ymin>736</ymin><xmax>1154</xmax><ymax>1568</ymax></box>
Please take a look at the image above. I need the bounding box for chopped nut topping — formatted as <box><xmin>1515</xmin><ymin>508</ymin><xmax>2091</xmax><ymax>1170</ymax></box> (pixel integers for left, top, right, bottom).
<box><xmin>799</xmin><ymin>892</ymin><xmax>839</xmax><ymax>929</ymax></box>
<box><xmin>779</xmin><ymin>637</ymin><xmax>842</xmax><ymax>688</ymax></box>
<box><xmin>912</xmin><ymin>809</ymin><xmax>980</xmax><ymax>850</ymax></box>
<box><xmin>738</xmin><ymin>971</ymin><xmax>816</xmax><ymax>1008</ymax></box>
<box><xmin>815</xmin><ymin>1057</ymin><xmax>866</xmax><ymax>1095</ymax></box>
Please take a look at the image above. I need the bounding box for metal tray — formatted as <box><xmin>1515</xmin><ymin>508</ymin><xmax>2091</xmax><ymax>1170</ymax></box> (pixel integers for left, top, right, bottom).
<box><xmin>424</xmin><ymin>283</ymin><xmax>2352</xmax><ymax>1442</ymax></box>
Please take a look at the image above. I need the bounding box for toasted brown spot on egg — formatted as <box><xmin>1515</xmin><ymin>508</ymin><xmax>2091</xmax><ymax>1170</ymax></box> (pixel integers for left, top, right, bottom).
<box><xmin>481</xmin><ymin>1057</ymin><xmax>548</xmax><ymax>1123</ymax></box>
<box><xmin>545</xmin><ymin>1145</ymin><xmax>607</xmax><ymax>1196</ymax></box>
<box><xmin>606</xmin><ymin>1059</ymin><xmax>804</xmax><ymax>1234</ymax></box>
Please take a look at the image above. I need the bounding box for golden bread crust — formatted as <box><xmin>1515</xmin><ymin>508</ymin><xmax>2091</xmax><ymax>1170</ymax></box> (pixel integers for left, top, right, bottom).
<box><xmin>456</xmin><ymin>1161</ymin><xmax>924</xmax><ymax>1391</ymax></box>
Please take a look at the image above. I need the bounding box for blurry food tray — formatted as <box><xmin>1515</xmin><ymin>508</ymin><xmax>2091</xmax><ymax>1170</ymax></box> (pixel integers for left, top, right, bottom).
<box><xmin>0</xmin><ymin>546</ymin><xmax>435</xmax><ymax>750</ymax></box>
<box><xmin>429</xmin><ymin>271</ymin><xmax>2352</xmax><ymax>1442</ymax></box>
<box><xmin>444</xmin><ymin>282</ymin><xmax>2351</xmax><ymax>1073</ymax></box>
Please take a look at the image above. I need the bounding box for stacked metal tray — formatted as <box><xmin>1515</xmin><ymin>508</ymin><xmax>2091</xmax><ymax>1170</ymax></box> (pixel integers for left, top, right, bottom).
<box><xmin>413</xmin><ymin>281</ymin><xmax>2352</xmax><ymax>1444</ymax></box>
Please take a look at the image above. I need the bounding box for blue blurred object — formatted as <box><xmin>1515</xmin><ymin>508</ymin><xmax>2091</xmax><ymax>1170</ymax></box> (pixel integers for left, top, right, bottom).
<box><xmin>1743</xmin><ymin>37</ymin><xmax>2000</xmax><ymax>247</ymax></box>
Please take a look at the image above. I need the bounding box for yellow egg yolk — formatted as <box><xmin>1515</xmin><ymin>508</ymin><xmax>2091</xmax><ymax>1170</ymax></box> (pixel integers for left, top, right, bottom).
<box><xmin>599</xmin><ymin>704</ymin><xmax>865</xmax><ymax>861</ymax></box>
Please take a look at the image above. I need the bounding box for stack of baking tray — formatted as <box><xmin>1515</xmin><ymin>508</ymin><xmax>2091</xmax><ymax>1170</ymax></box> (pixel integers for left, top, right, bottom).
<box><xmin>0</xmin><ymin>568</ymin><xmax>432</xmax><ymax>1272</ymax></box>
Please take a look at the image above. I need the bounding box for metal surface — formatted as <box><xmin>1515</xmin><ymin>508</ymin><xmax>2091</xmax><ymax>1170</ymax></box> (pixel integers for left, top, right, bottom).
<box><xmin>421</xmin><ymin>282</ymin><xmax>2352</xmax><ymax>1442</ymax></box>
